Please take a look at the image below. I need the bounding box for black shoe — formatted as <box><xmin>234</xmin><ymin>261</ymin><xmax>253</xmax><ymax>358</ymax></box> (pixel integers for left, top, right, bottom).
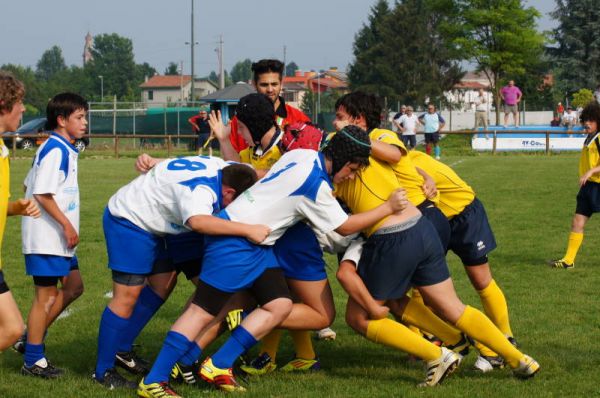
<box><xmin>12</xmin><ymin>332</ymin><xmax>26</xmax><ymax>355</ymax></box>
<box><xmin>21</xmin><ymin>360</ymin><xmax>64</xmax><ymax>379</ymax></box>
<box><xmin>508</xmin><ymin>336</ymin><xmax>518</xmax><ymax>348</ymax></box>
<box><xmin>115</xmin><ymin>350</ymin><xmax>150</xmax><ymax>375</ymax></box>
<box><xmin>93</xmin><ymin>368</ymin><xmax>137</xmax><ymax>389</ymax></box>
<box><xmin>170</xmin><ymin>361</ymin><xmax>199</xmax><ymax>385</ymax></box>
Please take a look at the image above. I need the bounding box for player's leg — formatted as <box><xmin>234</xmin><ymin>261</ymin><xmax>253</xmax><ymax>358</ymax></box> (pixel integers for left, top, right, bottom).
<box><xmin>417</xmin><ymin>279</ymin><xmax>539</xmax><ymax>378</ymax></box>
<box><xmin>0</xmin><ymin>276</ymin><xmax>24</xmax><ymax>351</ymax></box>
<box><xmin>44</xmin><ymin>264</ymin><xmax>84</xmax><ymax>329</ymax></box>
<box><xmin>23</xmin><ymin>279</ymin><xmax>62</xmax><ymax>378</ymax></box>
<box><xmin>200</xmin><ymin>268</ymin><xmax>293</xmax><ymax>392</ymax></box>
<box><xmin>553</xmin><ymin>213</ymin><xmax>587</xmax><ymax>268</ymax></box>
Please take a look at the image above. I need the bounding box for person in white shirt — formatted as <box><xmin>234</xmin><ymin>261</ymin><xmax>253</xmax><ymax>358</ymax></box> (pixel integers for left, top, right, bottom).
<box><xmin>93</xmin><ymin>156</ymin><xmax>264</xmax><ymax>389</ymax></box>
<box><xmin>473</xmin><ymin>88</ymin><xmax>488</xmax><ymax>131</ymax></box>
<box><xmin>139</xmin><ymin>126</ymin><xmax>407</xmax><ymax>395</ymax></box>
<box><xmin>398</xmin><ymin>106</ymin><xmax>419</xmax><ymax>149</ymax></box>
<box><xmin>21</xmin><ymin>93</ymin><xmax>88</xmax><ymax>379</ymax></box>
<box><xmin>562</xmin><ymin>107</ymin><xmax>578</xmax><ymax>129</ymax></box>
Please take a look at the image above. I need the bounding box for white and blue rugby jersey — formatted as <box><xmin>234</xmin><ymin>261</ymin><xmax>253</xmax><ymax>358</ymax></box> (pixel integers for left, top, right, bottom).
<box><xmin>22</xmin><ymin>133</ymin><xmax>80</xmax><ymax>257</ymax></box>
<box><xmin>223</xmin><ymin>149</ymin><xmax>348</xmax><ymax>245</ymax></box>
<box><xmin>109</xmin><ymin>156</ymin><xmax>229</xmax><ymax>235</ymax></box>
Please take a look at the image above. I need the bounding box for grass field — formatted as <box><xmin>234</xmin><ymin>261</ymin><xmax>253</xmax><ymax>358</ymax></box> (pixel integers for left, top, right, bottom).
<box><xmin>1</xmin><ymin>144</ymin><xmax>599</xmax><ymax>397</ymax></box>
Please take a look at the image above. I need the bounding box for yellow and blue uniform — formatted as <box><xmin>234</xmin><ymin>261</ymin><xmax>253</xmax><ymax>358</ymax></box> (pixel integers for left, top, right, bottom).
<box><xmin>0</xmin><ymin>143</ymin><xmax>10</xmax><ymax>292</ymax></box>
<box><xmin>409</xmin><ymin>151</ymin><xmax>496</xmax><ymax>266</ymax></box>
<box><xmin>369</xmin><ymin>128</ymin><xmax>450</xmax><ymax>247</ymax></box>
<box><xmin>576</xmin><ymin>134</ymin><xmax>600</xmax><ymax>217</ymax></box>
<box><xmin>239</xmin><ymin>144</ymin><xmax>283</xmax><ymax>170</ymax></box>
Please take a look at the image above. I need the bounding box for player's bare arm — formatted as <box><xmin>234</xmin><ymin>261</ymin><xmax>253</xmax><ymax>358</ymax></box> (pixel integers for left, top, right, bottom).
<box><xmin>186</xmin><ymin>214</ymin><xmax>270</xmax><ymax>244</ymax></box>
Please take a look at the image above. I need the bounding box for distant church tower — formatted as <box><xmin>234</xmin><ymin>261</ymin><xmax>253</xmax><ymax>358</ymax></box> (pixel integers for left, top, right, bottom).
<box><xmin>83</xmin><ymin>32</ymin><xmax>93</xmax><ymax>65</ymax></box>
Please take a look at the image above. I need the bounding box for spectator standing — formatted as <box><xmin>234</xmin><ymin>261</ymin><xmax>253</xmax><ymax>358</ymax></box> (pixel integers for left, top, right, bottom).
<box><xmin>188</xmin><ymin>107</ymin><xmax>213</xmax><ymax>155</ymax></box>
<box><xmin>398</xmin><ymin>106</ymin><xmax>418</xmax><ymax>150</ymax></box>
<box><xmin>418</xmin><ymin>103</ymin><xmax>445</xmax><ymax>159</ymax></box>
<box><xmin>557</xmin><ymin>102</ymin><xmax>565</xmax><ymax>117</ymax></box>
<box><xmin>500</xmin><ymin>80</ymin><xmax>522</xmax><ymax>127</ymax></box>
<box><xmin>392</xmin><ymin>105</ymin><xmax>407</xmax><ymax>134</ymax></box>
<box><xmin>473</xmin><ymin>88</ymin><xmax>488</xmax><ymax>131</ymax></box>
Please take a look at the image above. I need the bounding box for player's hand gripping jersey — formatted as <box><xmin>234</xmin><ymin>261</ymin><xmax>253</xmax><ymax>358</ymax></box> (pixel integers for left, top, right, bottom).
<box><xmin>222</xmin><ymin>149</ymin><xmax>349</xmax><ymax>245</ymax></box>
<box><xmin>108</xmin><ymin>156</ymin><xmax>230</xmax><ymax>235</ymax></box>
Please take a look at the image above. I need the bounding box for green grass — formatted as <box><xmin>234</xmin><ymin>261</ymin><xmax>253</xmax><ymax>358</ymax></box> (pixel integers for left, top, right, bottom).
<box><xmin>1</xmin><ymin>150</ymin><xmax>600</xmax><ymax>397</ymax></box>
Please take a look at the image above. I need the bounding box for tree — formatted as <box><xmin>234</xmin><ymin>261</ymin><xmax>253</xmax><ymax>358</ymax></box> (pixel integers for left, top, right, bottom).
<box><xmin>1</xmin><ymin>64</ymin><xmax>45</xmax><ymax>111</ymax></box>
<box><xmin>164</xmin><ymin>62</ymin><xmax>179</xmax><ymax>75</ymax></box>
<box><xmin>230</xmin><ymin>58</ymin><xmax>252</xmax><ymax>83</ymax></box>
<box><xmin>85</xmin><ymin>33</ymin><xmax>137</xmax><ymax>99</ymax></box>
<box><xmin>348</xmin><ymin>0</ymin><xmax>464</xmax><ymax>107</ymax></box>
<box><xmin>208</xmin><ymin>70</ymin><xmax>233</xmax><ymax>87</ymax></box>
<box><xmin>136</xmin><ymin>62</ymin><xmax>157</xmax><ymax>83</ymax></box>
<box><xmin>453</xmin><ymin>0</ymin><xmax>546</xmax><ymax>123</ymax></box>
<box><xmin>550</xmin><ymin>1</ymin><xmax>600</xmax><ymax>96</ymax></box>
<box><xmin>286</xmin><ymin>61</ymin><xmax>299</xmax><ymax>77</ymax></box>
<box><xmin>572</xmin><ymin>88</ymin><xmax>594</xmax><ymax>109</ymax></box>
<box><xmin>36</xmin><ymin>45</ymin><xmax>66</xmax><ymax>81</ymax></box>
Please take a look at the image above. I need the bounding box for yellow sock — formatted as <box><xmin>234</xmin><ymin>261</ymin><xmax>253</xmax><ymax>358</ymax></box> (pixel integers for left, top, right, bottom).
<box><xmin>477</xmin><ymin>279</ymin><xmax>513</xmax><ymax>337</ymax></box>
<box><xmin>260</xmin><ymin>329</ymin><xmax>283</xmax><ymax>361</ymax></box>
<box><xmin>563</xmin><ymin>232</ymin><xmax>583</xmax><ymax>264</ymax></box>
<box><xmin>402</xmin><ymin>296</ymin><xmax>463</xmax><ymax>345</ymax></box>
<box><xmin>366</xmin><ymin>318</ymin><xmax>441</xmax><ymax>361</ymax></box>
<box><xmin>290</xmin><ymin>330</ymin><xmax>315</xmax><ymax>360</ymax></box>
<box><xmin>474</xmin><ymin>340</ymin><xmax>498</xmax><ymax>357</ymax></box>
<box><xmin>455</xmin><ymin>306</ymin><xmax>523</xmax><ymax>368</ymax></box>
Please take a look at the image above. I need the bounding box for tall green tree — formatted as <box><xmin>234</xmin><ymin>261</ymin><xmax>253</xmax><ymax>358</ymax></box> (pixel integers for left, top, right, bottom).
<box><xmin>1</xmin><ymin>64</ymin><xmax>45</xmax><ymax>111</ymax></box>
<box><xmin>164</xmin><ymin>62</ymin><xmax>179</xmax><ymax>75</ymax></box>
<box><xmin>550</xmin><ymin>0</ymin><xmax>600</xmax><ymax>95</ymax></box>
<box><xmin>230</xmin><ymin>58</ymin><xmax>252</xmax><ymax>83</ymax></box>
<box><xmin>85</xmin><ymin>33</ymin><xmax>137</xmax><ymax>99</ymax></box>
<box><xmin>348</xmin><ymin>0</ymin><xmax>464</xmax><ymax>107</ymax></box>
<box><xmin>36</xmin><ymin>45</ymin><xmax>66</xmax><ymax>81</ymax></box>
<box><xmin>453</xmin><ymin>0</ymin><xmax>546</xmax><ymax>123</ymax></box>
<box><xmin>285</xmin><ymin>61</ymin><xmax>299</xmax><ymax>77</ymax></box>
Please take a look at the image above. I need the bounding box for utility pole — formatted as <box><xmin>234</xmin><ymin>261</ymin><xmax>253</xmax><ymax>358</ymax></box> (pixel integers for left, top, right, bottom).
<box><xmin>283</xmin><ymin>45</ymin><xmax>287</xmax><ymax>77</ymax></box>
<box><xmin>179</xmin><ymin>60</ymin><xmax>184</xmax><ymax>102</ymax></box>
<box><xmin>217</xmin><ymin>34</ymin><xmax>225</xmax><ymax>89</ymax></box>
<box><xmin>190</xmin><ymin>0</ymin><xmax>195</xmax><ymax>102</ymax></box>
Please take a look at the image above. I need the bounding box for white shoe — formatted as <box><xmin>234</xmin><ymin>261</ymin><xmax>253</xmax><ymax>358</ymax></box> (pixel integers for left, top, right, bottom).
<box><xmin>435</xmin><ymin>156</ymin><xmax>441</xmax><ymax>160</ymax></box>
<box><xmin>473</xmin><ymin>354</ymin><xmax>504</xmax><ymax>373</ymax></box>
<box><xmin>316</xmin><ymin>327</ymin><xmax>336</xmax><ymax>341</ymax></box>
<box><xmin>418</xmin><ymin>347</ymin><xmax>460</xmax><ymax>387</ymax></box>
<box><xmin>513</xmin><ymin>355</ymin><xmax>540</xmax><ymax>379</ymax></box>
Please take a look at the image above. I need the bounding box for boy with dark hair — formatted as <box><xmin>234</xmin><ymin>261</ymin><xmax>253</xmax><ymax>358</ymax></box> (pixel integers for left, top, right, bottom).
<box><xmin>93</xmin><ymin>157</ymin><xmax>265</xmax><ymax>389</ymax></box>
<box><xmin>418</xmin><ymin>103</ymin><xmax>445</xmax><ymax>159</ymax></box>
<box><xmin>138</xmin><ymin>128</ymin><xmax>407</xmax><ymax>396</ymax></box>
<box><xmin>0</xmin><ymin>72</ymin><xmax>41</xmax><ymax>352</ymax></box>
<box><xmin>228</xmin><ymin>59</ymin><xmax>310</xmax><ymax>153</ymax></box>
<box><xmin>551</xmin><ymin>101</ymin><xmax>600</xmax><ymax>268</ymax></box>
<box><xmin>20</xmin><ymin>93</ymin><xmax>88</xmax><ymax>378</ymax></box>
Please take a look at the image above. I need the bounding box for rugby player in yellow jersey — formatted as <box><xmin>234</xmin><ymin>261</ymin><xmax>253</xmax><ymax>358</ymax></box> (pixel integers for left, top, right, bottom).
<box><xmin>209</xmin><ymin>93</ymin><xmax>336</xmax><ymax>375</ymax></box>
<box><xmin>0</xmin><ymin>72</ymin><xmax>41</xmax><ymax>351</ymax></box>
<box><xmin>332</xmin><ymin>92</ymin><xmax>451</xmax><ymax>249</ymax></box>
<box><xmin>332</xmin><ymin>125</ymin><xmax>540</xmax><ymax>386</ymax></box>
<box><xmin>408</xmin><ymin>150</ymin><xmax>518</xmax><ymax>372</ymax></box>
<box><xmin>551</xmin><ymin>101</ymin><xmax>600</xmax><ymax>269</ymax></box>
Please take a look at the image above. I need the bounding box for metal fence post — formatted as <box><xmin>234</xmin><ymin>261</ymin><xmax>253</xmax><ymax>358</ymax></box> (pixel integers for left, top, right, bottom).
<box><xmin>492</xmin><ymin>130</ymin><xmax>497</xmax><ymax>155</ymax></box>
<box><xmin>546</xmin><ymin>131</ymin><xmax>550</xmax><ymax>155</ymax></box>
<box><xmin>167</xmin><ymin>135</ymin><xmax>172</xmax><ymax>158</ymax></box>
<box><xmin>115</xmin><ymin>135</ymin><xmax>120</xmax><ymax>159</ymax></box>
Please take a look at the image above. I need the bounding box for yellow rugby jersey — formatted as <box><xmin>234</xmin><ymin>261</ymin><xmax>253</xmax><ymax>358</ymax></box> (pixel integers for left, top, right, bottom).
<box><xmin>334</xmin><ymin>156</ymin><xmax>401</xmax><ymax>237</ymax></box>
<box><xmin>239</xmin><ymin>143</ymin><xmax>283</xmax><ymax>170</ymax></box>
<box><xmin>369</xmin><ymin>128</ymin><xmax>428</xmax><ymax>207</ymax></box>
<box><xmin>408</xmin><ymin>151</ymin><xmax>475</xmax><ymax>218</ymax></box>
<box><xmin>579</xmin><ymin>134</ymin><xmax>600</xmax><ymax>183</ymax></box>
<box><xmin>0</xmin><ymin>143</ymin><xmax>11</xmax><ymax>270</ymax></box>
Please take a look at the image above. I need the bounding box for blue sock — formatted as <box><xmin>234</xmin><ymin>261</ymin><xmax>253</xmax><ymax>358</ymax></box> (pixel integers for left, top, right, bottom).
<box><xmin>145</xmin><ymin>331</ymin><xmax>194</xmax><ymax>384</ymax></box>
<box><xmin>180</xmin><ymin>342</ymin><xmax>202</xmax><ymax>366</ymax></box>
<box><xmin>95</xmin><ymin>307</ymin><xmax>130</xmax><ymax>379</ymax></box>
<box><xmin>212</xmin><ymin>326</ymin><xmax>258</xmax><ymax>369</ymax></box>
<box><xmin>434</xmin><ymin>146</ymin><xmax>441</xmax><ymax>158</ymax></box>
<box><xmin>24</xmin><ymin>343</ymin><xmax>44</xmax><ymax>367</ymax></box>
<box><xmin>117</xmin><ymin>286</ymin><xmax>164</xmax><ymax>352</ymax></box>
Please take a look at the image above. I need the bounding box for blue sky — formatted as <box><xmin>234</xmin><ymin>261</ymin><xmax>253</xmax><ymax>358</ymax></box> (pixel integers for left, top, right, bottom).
<box><xmin>0</xmin><ymin>0</ymin><xmax>556</xmax><ymax>76</ymax></box>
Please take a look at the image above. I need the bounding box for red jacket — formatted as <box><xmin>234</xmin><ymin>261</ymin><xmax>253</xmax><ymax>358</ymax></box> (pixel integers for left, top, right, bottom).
<box><xmin>229</xmin><ymin>100</ymin><xmax>310</xmax><ymax>152</ymax></box>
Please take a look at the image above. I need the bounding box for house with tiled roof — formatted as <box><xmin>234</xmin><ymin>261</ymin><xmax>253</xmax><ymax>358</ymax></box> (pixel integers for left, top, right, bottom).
<box><xmin>282</xmin><ymin>68</ymin><xmax>348</xmax><ymax>109</ymax></box>
<box><xmin>139</xmin><ymin>75</ymin><xmax>219</xmax><ymax>107</ymax></box>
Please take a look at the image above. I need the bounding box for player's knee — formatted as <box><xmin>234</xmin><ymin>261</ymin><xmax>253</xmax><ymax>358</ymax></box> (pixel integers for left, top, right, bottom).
<box><xmin>65</xmin><ymin>280</ymin><xmax>84</xmax><ymax>301</ymax></box>
<box><xmin>263</xmin><ymin>297</ymin><xmax>293</xmax><ymax>325</ymax></box>
<box><xmin>5</xmin><ymin>321</ymin><xmax>25</xmax><ymax>345</ymax></box>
